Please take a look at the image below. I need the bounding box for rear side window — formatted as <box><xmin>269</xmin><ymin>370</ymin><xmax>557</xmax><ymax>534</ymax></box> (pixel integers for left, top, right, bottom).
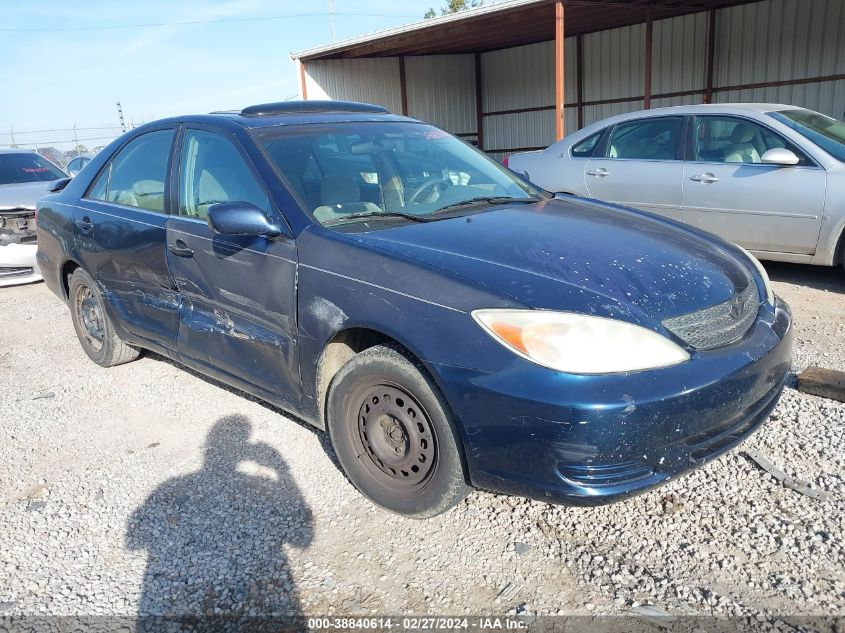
<box><xmin>87</xmin><ymin>130</ymin><xmax>174</xmax><ymax>213</ymax></box>
<box><xmin>606</xmin><ymin>117</ymin><xmax>683</xmax><ymax>161</ymax></box>
<box><xmin>571</xmin><ymin>131</ymin><xmax>603</xmax><ymax>158</ymax></box>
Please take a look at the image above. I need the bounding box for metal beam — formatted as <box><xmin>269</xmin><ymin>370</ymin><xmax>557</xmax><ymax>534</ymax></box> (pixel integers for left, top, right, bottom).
<box><xmin>643</xmin><ymin>8</ymin><xmax>653</xmax><ymax>109</ymax></box>
<box><xmin>298</xmin><ymin>60</ymin><xmax>308</xmax><ymax>100</ymax></box>
<box><xmin>704</xmin><ymin>8</ymin><xmax>716</xmax><ymax>102</ymax></box>
<box><xmin>475</xmin><ymin>52</ymin><xmax>484</xmax><ymax>150</ymax></box>
<box><xmin>399</xmin><ymin>56</ymin><xmax>409</xmax><ymax>115</ymax></box>
<box><xmin>576</xmin><ymin>33</ymin><xmax>584</xmax><ymax>128</ymax></box>
<box><xmin>555</xmin><ymin>0</ymin><xmax>566</xmax><ymax>140</ymax></box>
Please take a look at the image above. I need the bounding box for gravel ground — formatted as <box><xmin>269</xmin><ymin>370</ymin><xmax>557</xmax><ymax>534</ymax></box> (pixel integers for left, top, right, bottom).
<box><xmin>0</xmin><ymin>262</ymin><xmax>843</xmax><ymax>619</ymax></box>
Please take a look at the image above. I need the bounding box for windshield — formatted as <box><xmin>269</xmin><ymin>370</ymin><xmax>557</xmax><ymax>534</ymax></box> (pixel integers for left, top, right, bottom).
<box><xmin>257</xmin><ymin>121</ymin><xmax>544</xmax><ymax>227</ymax></box>
<box><xmin>769</xmin><ymin>109</ymin><xmax>845</xmax><ymax>162</ymax></box>
<box><xmin>0</xmin><ymin>152</ymin><xmax>66</xmax><ymax>185</ymax></box>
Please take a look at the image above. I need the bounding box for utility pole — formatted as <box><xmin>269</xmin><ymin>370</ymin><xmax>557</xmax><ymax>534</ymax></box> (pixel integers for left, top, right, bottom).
<box><xmin>116</xmin><ymin>101</ymin><xmax>126</xmax><ymax>132</ymax></box>
<box><xmin>9</xmin><ymin>127</ymin><xmax>15</xmax><ymax>147</ymax></box>
<box><xmin>329</xmin><ymin>0</ymin><xmax>335</xmax><ymax>42</ymax></box>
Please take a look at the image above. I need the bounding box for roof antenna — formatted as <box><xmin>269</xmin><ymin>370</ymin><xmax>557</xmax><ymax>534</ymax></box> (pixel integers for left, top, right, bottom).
<box><xmin>329</xmin><ymin>0</ymin><xmax>336</xmax><ymax>42</ymax></box>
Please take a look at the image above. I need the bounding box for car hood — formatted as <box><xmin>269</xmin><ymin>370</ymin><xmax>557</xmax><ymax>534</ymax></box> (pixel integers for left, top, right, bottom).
<box><xmin>358</xmin><ymin>198</ymin><xmax>755</xmax><ymax>326</ymax></box>
<box><xmin>0</xmin><ymin>181</ymin><xmax>55</xmax><ymax>209</ymax></box>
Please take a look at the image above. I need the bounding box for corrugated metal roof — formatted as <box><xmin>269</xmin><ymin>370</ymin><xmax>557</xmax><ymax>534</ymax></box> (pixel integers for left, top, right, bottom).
<box><xmin>292</xmin><ymin>0</ymin><xmax>765</xmax><ymax>61</ymax></box>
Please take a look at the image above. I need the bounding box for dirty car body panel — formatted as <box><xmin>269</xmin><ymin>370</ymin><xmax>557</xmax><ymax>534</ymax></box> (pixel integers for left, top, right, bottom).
<box><xmin>36</xmin><ymin>103</ymin><xmax>792</xmax><ymax>508</ymax></box>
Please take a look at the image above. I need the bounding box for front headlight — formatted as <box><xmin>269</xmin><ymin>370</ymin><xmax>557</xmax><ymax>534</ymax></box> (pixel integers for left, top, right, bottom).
<box><xmin>472</xmin><ymin>309</ymin><xmax>690</xmax><ymax>375</ymax></box>
<box><xmin>735</xmin><ymin>245</ymin><xmax>774</xmax><ymax>305</ymax></box>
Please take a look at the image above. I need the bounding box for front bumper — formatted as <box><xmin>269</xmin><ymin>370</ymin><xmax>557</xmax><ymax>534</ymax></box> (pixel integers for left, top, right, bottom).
<box><xmin>0</xmin><ymin>243</ymin><xmax>42</xmax><ymax>287</ymax></box>
<box><xmin>433</xmin><ymin>297</ymin><xmax>792</xmax><ymax>506</ymax></box>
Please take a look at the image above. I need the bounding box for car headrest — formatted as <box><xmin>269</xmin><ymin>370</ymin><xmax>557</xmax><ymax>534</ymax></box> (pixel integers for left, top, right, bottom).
<box><xmin>730</xmin><ymin>124</ymin><xmax>755</xmax><ymax>144</ymax></box>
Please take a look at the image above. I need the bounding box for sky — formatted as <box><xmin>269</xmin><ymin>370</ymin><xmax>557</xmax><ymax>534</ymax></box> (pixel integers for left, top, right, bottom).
<box><xmin>0</xmin><ymin>0</ymin><xmax>443</xmax><ymax>149</ymax></box>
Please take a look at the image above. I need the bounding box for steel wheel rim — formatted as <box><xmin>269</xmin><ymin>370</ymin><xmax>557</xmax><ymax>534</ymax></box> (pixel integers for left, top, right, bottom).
<box><xmin>75</xmin><ymin>285</ymin><xmax>105</xmax><ymax>352</ymax></box>
<box><xmin>354</xmin><ymin>383</ymin><xmax>437</xmax><ymax>489</ymax></box>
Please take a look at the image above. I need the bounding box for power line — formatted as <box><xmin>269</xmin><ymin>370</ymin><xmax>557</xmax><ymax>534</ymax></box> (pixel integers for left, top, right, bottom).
<box><xmin>0</xmin><ymin>12</ymin><xmax>420</xmax><ymax>33</ymax></box>
<box><xmin>0</xmin><ymin>126</ymin><xmax>122</xmax><ymax>134</ymax></box>
<box><xmin>0</xmin><ymin>135</ymin><xmax>122</xmax><ymax>147</ymax></box>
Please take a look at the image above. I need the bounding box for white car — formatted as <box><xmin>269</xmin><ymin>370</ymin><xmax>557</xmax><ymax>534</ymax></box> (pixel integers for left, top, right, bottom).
<box><xmin>508</xmin><ymin>104</ymin><xmax>845</xmax><ymax>269</ymax></box>
<box><xmin>0</xmin><ymin>148</ymin><xmax>68</xmax><ymax>286</ymax></box>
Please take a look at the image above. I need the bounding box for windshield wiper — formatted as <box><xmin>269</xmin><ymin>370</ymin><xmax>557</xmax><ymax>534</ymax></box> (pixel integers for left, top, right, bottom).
<box><xmin>322</xmin><ymin>211</ymin><xmax>437</xmax><ymax>226</ymax></box>
<box><xmin>433</xmin><ymin>196</ymin><xmax>541</xmax><ymax>215</ymax></box>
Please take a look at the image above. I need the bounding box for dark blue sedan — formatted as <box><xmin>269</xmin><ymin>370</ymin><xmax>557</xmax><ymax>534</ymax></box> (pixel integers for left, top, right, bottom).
<box><xmin>36</xmin><ymin>101</ymin><xmax>792</xmax><ymax>517</ymax></box>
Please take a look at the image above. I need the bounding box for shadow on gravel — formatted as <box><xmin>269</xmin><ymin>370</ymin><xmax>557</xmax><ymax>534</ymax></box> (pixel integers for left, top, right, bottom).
<box><xmin>126</xmin><ymin>414</ymin><xmax>313</xmax><ymax>625</ymax></box>
<box><xmin>765</xmin><ymin>260</ymin><xmax>845</xmax><ymax>294</ymax></box>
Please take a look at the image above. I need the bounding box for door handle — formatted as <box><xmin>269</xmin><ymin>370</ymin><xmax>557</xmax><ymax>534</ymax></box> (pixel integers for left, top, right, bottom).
<box><xmin>690</xmin><ymin>173</ymin><xmax>719</xmax><ymax>184</ymax></box>
<box><xmin>168</xmin><ymin>239</ymin><xmax>194</xmax><ymax>258</ymax></box>
<box><xmin>75</xmin><ymin>216</ymin><xmax>94</xmax><ymax>234</ymax></box>
<box><xmin>586</xmin><ymin>168</ymin><xmax>610</xmax><ymax>177</ymax></box>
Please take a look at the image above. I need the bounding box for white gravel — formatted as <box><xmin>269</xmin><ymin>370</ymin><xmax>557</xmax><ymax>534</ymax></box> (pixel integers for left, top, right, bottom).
<box><xmin>1</xmin><ymin>261</ymin><xmax>843</xmax><ymax>618</ymax></box>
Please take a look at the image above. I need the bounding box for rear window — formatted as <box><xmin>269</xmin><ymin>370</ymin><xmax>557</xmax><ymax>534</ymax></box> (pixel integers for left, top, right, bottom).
<box><xmin>0</xmin><ymin>153</ymin><xmax>66</xmax><ymax>184</ymax></box>
<box><xmin>571</xmin><ymin>131</ymin><xmax>603</xmax><ymax>158</ymax></box>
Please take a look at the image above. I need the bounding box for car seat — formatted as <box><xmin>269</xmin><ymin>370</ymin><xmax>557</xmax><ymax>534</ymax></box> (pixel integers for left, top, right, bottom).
<box><xmin>312</xmin><ymin>175</ymin><xmax>380</xmax><ymax>223</ymax></box>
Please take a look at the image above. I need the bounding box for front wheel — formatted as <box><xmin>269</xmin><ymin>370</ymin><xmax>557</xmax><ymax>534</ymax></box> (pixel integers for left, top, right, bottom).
<box><xmin>327</xmin><ymin>344</ymin><xmax>469</xmax><ymax>518</ymax></box>
<box><xmin>68</xmin><ymin>268</ymin><xmax>140</xmax><ymax>367</ymax></box>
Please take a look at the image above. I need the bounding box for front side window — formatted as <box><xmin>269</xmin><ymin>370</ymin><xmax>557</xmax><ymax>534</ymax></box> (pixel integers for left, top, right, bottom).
<box><xmin>769</xmin><ymin>109</ymin><xmax>845</xmax><ymax>162</ymax></box>
<box><xmin>571</xmin><ymin>131</ymin><xmax>603</xmax><ymax>158</ymax></box>
<box><xmin>0</xmin><ymin>152</ymin><xmax>65</xmax><ymax>184</ymax></box>
<box><xmin>98</xmin><ymin>130</ymin><xmax>174</xmax><ymax>212</ymax></box>
<box><xmin>258</xmin><ymin>122</ymin><xmax>543</xmax><ymax>228</ymax></box>
<box><xmin>693</xmin><ymin>116</ymin><xmax>808</xmax><ymax>165</ymax></box>
<box><xmin>606</xmin><ymin>117</ymin><xmax>683</xmax><ymax>161</ymax></box>
<box><xmin>178</xmin><ymin>130</ymin><xmax>270</xmax><ymax>219</ymax></box>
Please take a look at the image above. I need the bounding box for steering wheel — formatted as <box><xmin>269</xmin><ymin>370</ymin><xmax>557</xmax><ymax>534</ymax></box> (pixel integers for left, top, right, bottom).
<box><xmin>407</xmin><ymin>177</ymin><xmax>451</xmax><ymax>205</ymax></box>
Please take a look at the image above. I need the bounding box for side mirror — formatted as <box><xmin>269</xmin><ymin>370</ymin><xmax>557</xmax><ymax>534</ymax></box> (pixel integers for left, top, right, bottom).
<box><xmin>48</xmin><ymin>178</ymin><xmax>72</xmax><ymax>192</ymax></box>
<box><xmin>761</xmin><ymin>148</ymin><xmax>800</xmax><ymax>166</ymax></box>
<box><xmin>207</xmin><ymin>202</ymin><xmax>283</xmax><ymax>238</ymax></box>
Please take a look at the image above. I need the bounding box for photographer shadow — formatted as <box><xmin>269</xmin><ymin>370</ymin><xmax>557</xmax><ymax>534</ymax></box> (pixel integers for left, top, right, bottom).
<box><xmin>126</xmin><ymin>415</ymin><xmax>313</xmax><ymax>625</ymax></box>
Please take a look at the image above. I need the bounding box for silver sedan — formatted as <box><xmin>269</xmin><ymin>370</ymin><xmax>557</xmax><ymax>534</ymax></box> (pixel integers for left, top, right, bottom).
<box><xmin>508</xmin><ymin>104</ymin><xmax>845</xmax><ymax>269</ymax></box>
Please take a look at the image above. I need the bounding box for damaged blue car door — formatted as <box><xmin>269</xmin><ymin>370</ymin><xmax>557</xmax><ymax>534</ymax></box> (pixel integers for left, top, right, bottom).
<box><xmin>165</xmin><ymin>126</ymin><xmax>300</xmax><ymax>405</ymax></box>
<box><xmin>75</xmin><ymin>127</ymin><xmax>180</xmax><ymax>345</ymax></box>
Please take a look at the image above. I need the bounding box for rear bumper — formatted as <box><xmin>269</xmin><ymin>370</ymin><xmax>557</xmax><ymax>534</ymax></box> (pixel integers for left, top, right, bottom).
<box><xmin>0</xmin><ymin>243</ymin><xmax>42</xmax><ymax>287</ymax></box>
<box><xmin>432</xmin><ymin>297</ymin><xmax>792</xmax><ymax>506</ymax></box>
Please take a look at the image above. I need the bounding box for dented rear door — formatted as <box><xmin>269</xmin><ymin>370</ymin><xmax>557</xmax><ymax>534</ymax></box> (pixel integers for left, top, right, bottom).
<box><xmin>73</xmin><ymin>127</ymin><xmax>180</xmax><ymax>345</ymax></box>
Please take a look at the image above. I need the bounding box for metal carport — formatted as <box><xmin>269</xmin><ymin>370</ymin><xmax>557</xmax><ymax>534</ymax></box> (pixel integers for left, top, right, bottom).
<box><xmin>292</xmin><ymin>0</ymin><xmax>845</xmax><ymax>160</ymax></box>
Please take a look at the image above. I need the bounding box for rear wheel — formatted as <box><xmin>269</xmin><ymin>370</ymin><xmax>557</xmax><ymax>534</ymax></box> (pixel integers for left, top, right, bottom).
<box><xmin>68</xmin><ymin>268</ymin><xmax>140</xmax><ymax>367</ymax></box>
<box><xmin>327</xmin><ymin>344</ymin><xmax>469</xmax><ymax>518</ymax></box>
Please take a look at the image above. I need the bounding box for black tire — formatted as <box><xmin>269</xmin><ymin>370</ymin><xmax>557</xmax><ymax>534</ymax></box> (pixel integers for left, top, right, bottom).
<box><xmin>68</xmin><ymin>268</ymin><xmax>140</xmax><ymax>367</ymax></box>
<box><xmin>326</xmin><ymin>344</ymin><xmax>469</xmax><ymax>518</ymax></box>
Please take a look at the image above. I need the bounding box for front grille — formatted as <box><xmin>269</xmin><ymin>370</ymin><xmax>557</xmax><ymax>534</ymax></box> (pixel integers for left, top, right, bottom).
<box><xmin>0</xmin><ymin>208</ymin><xmax>37</xmax><ymax>246</ymax></box>
<box><xmin>663</xmin><ymin>279</ymin><xmax>760</xmax><ymax>350</ymax></box>
<box><xmin>684</xmin><ymin>382</ymin><xmax>782</xmax><ymax>461</ymax></box>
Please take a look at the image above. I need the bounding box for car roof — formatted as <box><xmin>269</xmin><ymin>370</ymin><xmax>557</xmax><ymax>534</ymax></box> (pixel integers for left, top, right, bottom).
<box><xmin>561</xmin><ymin>102</ymin><xmax>811</xmax><ymax>143</ymax></box>
<box><xmin>137</xmin><ymin>100</ymin><xmax>419</xmax><ymax>133</ymax></box>
<box><xmin>660</xmin><ymin>103</ymin><xmax>801</xmax><ymax>115</ymax></box>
